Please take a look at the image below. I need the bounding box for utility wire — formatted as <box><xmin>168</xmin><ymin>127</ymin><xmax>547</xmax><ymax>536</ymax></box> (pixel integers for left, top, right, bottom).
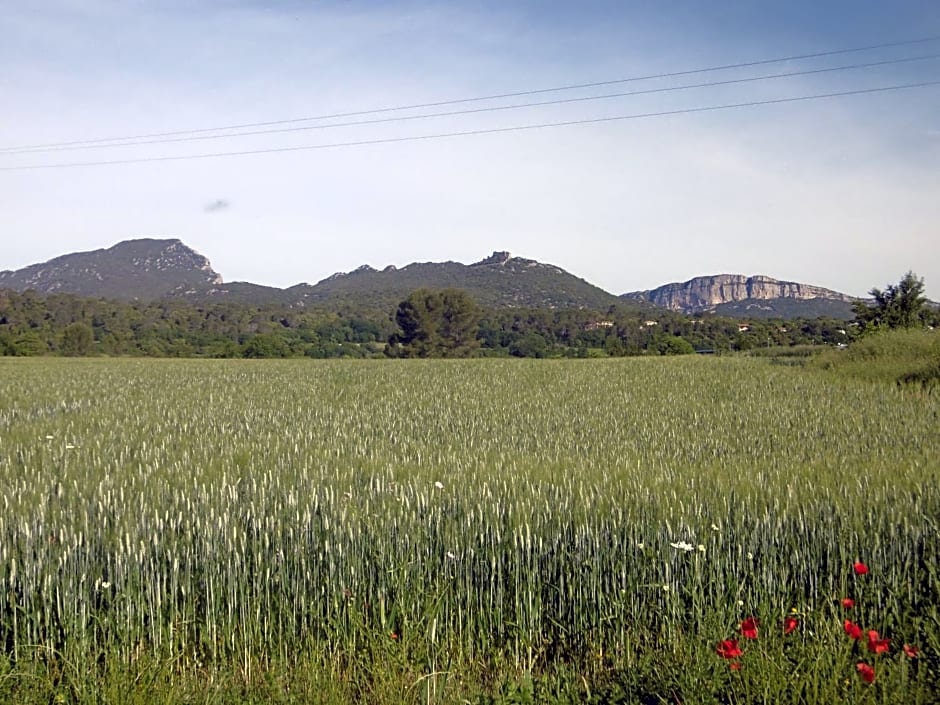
<box><xmin>5</xmin><ymin>53</ymin><xmax>938</xmax><ymax>155</ymax></box>
<box><xmin>2</xmin><ymin>34</ymin><xmax>939</xmax><ymax>153</ymax></box>
<box><xmin>3</xmin><ymin>80</ymin><xmax>936</xmax><ymax>172</ymax></box>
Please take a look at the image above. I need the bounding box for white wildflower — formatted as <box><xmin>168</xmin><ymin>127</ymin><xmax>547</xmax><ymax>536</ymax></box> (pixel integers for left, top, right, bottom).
<box><xmin>636</xmin><ymin>542</ymin><xmax>644</xmax><ymax>550</ymax></box>
<box><xmin>697</xmin><ymin>544</ymin><xmax>706</xmax><ymax>553</ymax></box>
<box><xmin>433</xmin><ymin>481</ymin><xmax>444</xmax><ymax>490</ymax></box>
<box><xmin>669</xmin><ymin>540</ymin><xmax>694</xmax><ymax>552</ymax></box>
<box><xmin>446</xmin><ymin>551</ymin><xmax>456</xmax><ymax>560</ymax></box>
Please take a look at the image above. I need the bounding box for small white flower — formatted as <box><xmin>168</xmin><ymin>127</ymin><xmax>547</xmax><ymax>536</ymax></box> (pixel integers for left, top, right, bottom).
<box><xmin>446</xmin><ymin>551</ymin><xmax>456</xmax><ymax>560</ymax></box>
<box><xmin>99</xmin><ymin>580</ymin><xmax>111</xmax><ymax>590</ymax></box>
<box><xmin>697</xmin><ymin>544</ymin><xmax>706</xmax><ymax>553</ymax></box>
<box><xmin>65</xmin><ymin>444</ymin><xmax>75</xmax><ymax>450</ymax></box>
<box><xmin>711</xmin><ymin>524</ymin><xmax>720</xmax><ymax>532</ymax></box>
<box><xmin>737</xmin><ymin>600</ymin><xmax>744</xmax><ymax>607</ymax></box>
<box><xmin>662</xmin><ymin>584</ymin><xmax>671</xmax><ymax>592</ymax></box>
<box><xmin>747</xmin><ymin>552</ymin><xmax>754</xmax><ymax>560</ymax></box>
<box><xmin>636</xmin><ymin>542</ymin><xmax>644</xmax><ymax>550</ymax></box>
<box><xmin>669</xmin><ymin>540</ymin><xmax>694</xmax><ymax>552</ymax></box>
<box><xmin>433</xmin><ymin>481</ymin><xmax>444</xmax><ymax>490</ymax></box>
<box><xmin>44</xmin><ymin>435</ymin><xmax>54</xmax><ymax>440</ymax></box>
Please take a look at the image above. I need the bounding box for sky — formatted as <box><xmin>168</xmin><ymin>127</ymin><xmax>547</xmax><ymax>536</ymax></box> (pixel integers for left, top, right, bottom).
<box><xmin>2</xmin><ymin>0</ymin><xmax>939</xmax><ymax>298</ymax></box>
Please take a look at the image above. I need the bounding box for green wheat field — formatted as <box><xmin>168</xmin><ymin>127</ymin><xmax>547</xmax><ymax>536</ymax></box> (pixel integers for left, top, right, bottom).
<box><xmin>1</xmin><ymin>357</ymin><xmax>938</xmax><ymax>704</ymax></box>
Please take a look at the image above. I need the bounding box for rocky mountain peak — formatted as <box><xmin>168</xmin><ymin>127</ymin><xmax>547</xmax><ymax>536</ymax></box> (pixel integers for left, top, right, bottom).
<box><xmin>0</xmin><ymin>238</ymin><xmax>223</xmax><ymax>300</ymax></box>
<box><xmin>473</xmin><ymin>251</ymin><xmax>513</xmax><ymax>267</ymax></box>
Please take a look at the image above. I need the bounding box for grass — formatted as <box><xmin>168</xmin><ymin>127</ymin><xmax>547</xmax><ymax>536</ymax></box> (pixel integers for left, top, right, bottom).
<box><xmin>810</xmin><ymin>328</ymin><xmax>940</xmax><ymax>390</ymax></box>
<box><xmin>0</xmin><ymin>356</ymin><xmax>938</xmax><ymax>703</ymax></box>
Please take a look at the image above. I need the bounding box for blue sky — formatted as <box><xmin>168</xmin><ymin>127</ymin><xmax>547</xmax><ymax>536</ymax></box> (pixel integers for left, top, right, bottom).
<box><xmin>2</xmin><ymin>0</ymin><xmax>939</xmax><ymax>297</ymax></box>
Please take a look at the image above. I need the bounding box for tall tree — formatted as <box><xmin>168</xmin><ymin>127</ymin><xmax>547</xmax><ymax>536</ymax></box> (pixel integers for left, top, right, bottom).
<box><xmin>389</xmin><ymin>288</ymin><xmax>481</xmax><ymax>357</ymax></box>
<box><xmin>853</xmin><ymin>271</ymin><xmax>927</xmax><ymax>331</ymax></box>
<box><xmin>61</xmin><ymin>322</ymin><xmax>94</xmax><ymax>356</ymax></box>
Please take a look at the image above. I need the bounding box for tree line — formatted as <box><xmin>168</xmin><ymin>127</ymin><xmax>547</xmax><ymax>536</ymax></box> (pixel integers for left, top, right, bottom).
<box><xmin>1</xmin><ymin>280</ymin><xmax>910</xmax><ymax>359</ymax></box>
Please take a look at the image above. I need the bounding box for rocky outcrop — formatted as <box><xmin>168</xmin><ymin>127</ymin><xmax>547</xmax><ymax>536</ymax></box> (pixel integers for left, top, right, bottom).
<box><xmin>472</xmin><ymin>251</ymin><xmax>513</xmax><ymax>267</ymax></box>
<box><xmin>622</xmin><ymin>274</ymin><xmax>856</xmax><ymax>314</ymax></box>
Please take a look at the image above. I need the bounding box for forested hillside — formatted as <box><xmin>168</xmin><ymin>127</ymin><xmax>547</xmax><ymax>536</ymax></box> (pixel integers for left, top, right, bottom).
<box><xmin>0</xmin><ymin>287</ymin><xmax>864</xmax><ymax>358</ymax></box>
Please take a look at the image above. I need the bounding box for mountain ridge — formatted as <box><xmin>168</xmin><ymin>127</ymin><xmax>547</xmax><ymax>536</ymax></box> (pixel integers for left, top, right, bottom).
<box><xmin>2</xmin><ymin>239</ymin><xmax>860</xmax><ymax>318</ymax></box>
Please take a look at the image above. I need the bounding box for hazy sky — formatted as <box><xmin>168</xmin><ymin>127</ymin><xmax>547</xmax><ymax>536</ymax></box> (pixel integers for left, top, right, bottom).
<box><xmin>2</xmin><ymin>0</ymin><xmax>939</xmax><ymax>297</ymax></box>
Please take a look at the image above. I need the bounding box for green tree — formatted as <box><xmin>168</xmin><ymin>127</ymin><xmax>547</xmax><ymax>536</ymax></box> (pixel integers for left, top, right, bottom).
<box><xmin>656</xmin><ymin>335</ymin><xmax>695</xmax><ymax>355</ymax></box>
<box><xmin>853</xmin><ymin>271</ymin><xmax>928</xmax><ymax>331</ymax></box>
<box><xmin>61</xmin><ymin>322</ymin><xmax>94</xmax><ymax>356</ymax></box>
<box><xmin>509</xmin><ymin>332</ymin><xmax>550</xmax><ymax>358</ymax></box>
<box><xmin>0</xmin><ymin>332</ymin><xmax>19</xmax><ymax>356</ymax></box>
<box><xmin>389</xmin><ymin>289</ymin><xmax>481</xmax><ymax>358</ymax></box>
<box><xmin>242</xmin><ymin>333</ymin><xmax>290</xmax><ymax>358</ymax></box>
<box><xmin>14</xmin><ymin>332</ymin><xmax>47</xmax><ymax>356</ymax></box>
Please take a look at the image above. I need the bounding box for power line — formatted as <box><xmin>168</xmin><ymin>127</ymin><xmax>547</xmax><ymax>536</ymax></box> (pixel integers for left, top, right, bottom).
<box><xmin>5</xmin><ymin>53</ymin><xmax>937</xmax><ymax>155</ymax></box>
<box><xmin>2</xmin><ymin>35</ymin><xmax>939</xmax><ymax>153</ymax></box>
<box><xmin>3</xmin><ymin>80</ymin><xmax>936</xmax><ymax>172</ymax></box>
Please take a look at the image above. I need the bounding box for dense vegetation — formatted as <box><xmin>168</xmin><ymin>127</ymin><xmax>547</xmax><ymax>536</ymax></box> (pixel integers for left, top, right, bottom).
<box><xmin>0</xmin><ymin>287</ymin><xmax>869</xmax><ymax>359</ymax></box>
<box><xmin>1</xmin><ymin>355</ymin><xmax>938</xmax><ymax>704</ymax></box>
<box><xmin>852</xmin><ymin>271</ymin><xmax>930</xmax><ymax>332</ymax></box>
<box><xmin>811</xmin><ymin>328</ymin><xmax>940</xmax><ymax>391</ymax></box>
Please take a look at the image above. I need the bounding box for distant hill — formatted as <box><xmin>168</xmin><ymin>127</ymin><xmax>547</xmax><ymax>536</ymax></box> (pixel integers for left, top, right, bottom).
<box><xmin>622</xmin><ymin>274</ymin><xmax>858</xmax><ymax>319</ymax></box>
<box><xmin>0</xmin><ymin>239</ymin><xmax>222</xmax><ymax>301</ymax></box>
<box><xmin>2</xmin><ymin>240</ymin><xmax>866</xmax><ymax>318</ymax></box>
<box><xmin>267</xmin><ymin>251</ymin><xmax>625</xmax><ymax>311</ymax></box>
<box><xmin>0</xmin><ymin>241</ymin><xmax>625</xmax><ymax>312</ymax></box>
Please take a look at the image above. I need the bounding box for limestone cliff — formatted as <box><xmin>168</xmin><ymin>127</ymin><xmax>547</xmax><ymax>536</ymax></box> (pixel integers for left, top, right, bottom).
<box><xmin>622</xmin><ymin>274</ymin><xmax>856</xmax><ymax>314</ymax></box>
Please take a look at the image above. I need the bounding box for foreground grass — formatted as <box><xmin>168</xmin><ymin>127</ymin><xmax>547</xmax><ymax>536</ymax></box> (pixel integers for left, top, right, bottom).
<box><xmin>810</xmin><ymin>328</ymin><xmax>940</xmax><ymax>390</ymax></box>
<box><xmin>0</xmin><ymin>357</ymin><xmax>938</xmax><ymax>703</ymax></box>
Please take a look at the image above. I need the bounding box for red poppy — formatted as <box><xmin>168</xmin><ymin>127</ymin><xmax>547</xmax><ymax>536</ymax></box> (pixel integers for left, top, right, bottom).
<box><xmin>739</xmin><ymin>617</ymin><xmax>759</xmax><ymax>640</ymax></box>
<box><xmin>867</xmin><ymin>630</ymin><xmax>890</xmax><ymax>655</ymax></box>
<box><xmin>856</xmin><ymin>662</ymin><xmax>875</xmax><ymax>684</ymax></box>
<box><xmin>844</xmin><ymin>620</ymin><xmax>863</xmax><ymax>640</ymax></box>
<box><xmin>390</xmin><ymin>632</ymin><xmax>399</xmax><ymax>640</ymax></box>
<box><xmin>729</xmin><ymin>661</ymin><xmax>742</xmax><ymax>671</ymax></box>
<box><xmin>783</xmin><ymin>616</ymin><xmax>799</xmax><ymax>635</ymax></box>
<box><xmin>841</xmin><ymin>597</ymin><xmax>855</xmax><ymax>609</ymax></box>
<box><xmin>853</xmin><ymin>562</ymin><xmax>869</xmax><ymax>575</ymax></box>
<box><xmin>716</xmin><ymin>639</ymin><xmax>743</xmax><ymax>659</ymax></box>
<box><xmin>903</xmin><ymin>644</ymin><xmax>919</xmax><ymax>658</ymax></box>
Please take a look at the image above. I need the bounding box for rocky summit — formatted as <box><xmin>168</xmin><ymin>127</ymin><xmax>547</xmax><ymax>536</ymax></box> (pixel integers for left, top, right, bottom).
<box><xmin>0</xmin><ymin>239</ymin><xmax>222</xmax><ymax>301</ymax></box>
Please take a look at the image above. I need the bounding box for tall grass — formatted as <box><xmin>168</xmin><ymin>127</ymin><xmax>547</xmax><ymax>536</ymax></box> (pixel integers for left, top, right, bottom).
<box><xmin>0</xmin><ymin>357</ymin><xmax>938</xmax><ymax>703</ymax></box>
<box><xmin>811</xmin><ymin>328</ymin><xmax>940</xmax><ymax>390</ymax></box>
